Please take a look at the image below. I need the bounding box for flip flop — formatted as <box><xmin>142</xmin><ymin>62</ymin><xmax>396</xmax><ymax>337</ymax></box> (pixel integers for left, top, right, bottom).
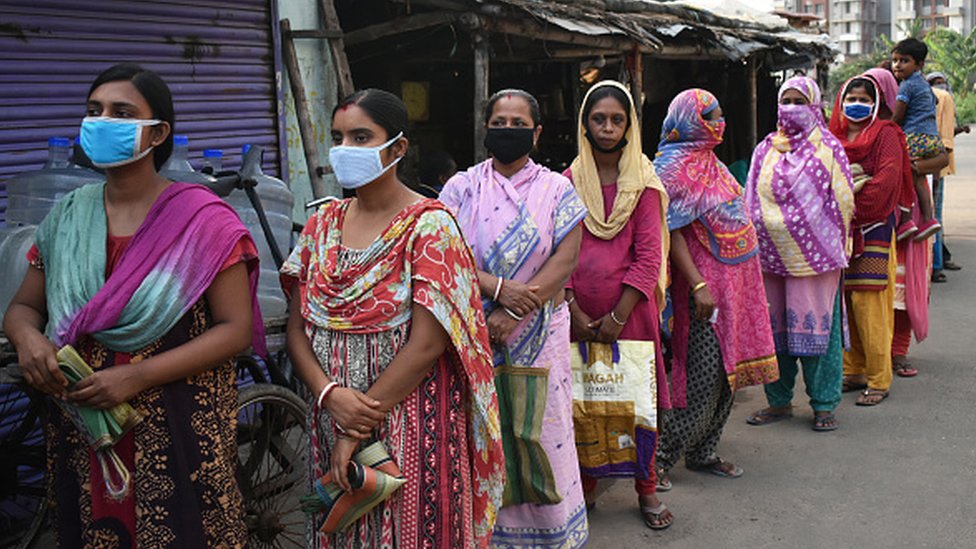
<box><xmin>640</xmin><ymin>502</ymin><xmax>674</xmax><ymax>530</ymax></box>
<box><xmin>655</xmin><ymin>466</ymin><xmax>672</xmax><ymax>492</ymax></box>
<box><xmin>855</xmin><ymin>388</ymin><xmax>889</xmax><ymax>406</ymax></box>
<box><xmin>688</xmin><ymin>458</ymin><xmax>743</xmax><ymax>478</ymax></box>
<box><xmin>812</xmin><ymin>413</ymin><xmax>838</xmax><ymax>432</ymax></box>
<box><xmin>746</xmin><ymin>408</ymin><xmax>793</xmax><ymax>426</ymax></box>
<box><xmin>893</xmin><ymin>358</ymin><xmax>918</xmax><ymax>378</ymax></box>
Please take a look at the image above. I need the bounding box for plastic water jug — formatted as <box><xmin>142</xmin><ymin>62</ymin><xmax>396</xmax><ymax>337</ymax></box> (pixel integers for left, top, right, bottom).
<box><xmin>225</xmin><ymin>146</ymin><xmax>294</xmax><ymax>320</ymax></box>
<box><xmin>5</xmin><ymin>138</ymin><xmax>102</xmax><ymax>226</ymax></box>
<box><xmin>201</xmin><ymin>149</ymin><xmax>223</xmax><ymax>175</ymax></box>
<box><xmin>0</xmin><ymin>225</ymin><xmax>37</xmax><ymax>325</ymax></box>
<box><xmin>160</xmin><ymin>135</ymin><xmax>217</xmax><ymax>185</ymax></box>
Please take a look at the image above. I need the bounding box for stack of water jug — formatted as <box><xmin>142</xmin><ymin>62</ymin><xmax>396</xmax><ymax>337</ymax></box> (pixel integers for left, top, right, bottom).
<box><xmin>0</xmin><ymin>136</ymin><xmax>293</xmax><ymax>326</ymax></box>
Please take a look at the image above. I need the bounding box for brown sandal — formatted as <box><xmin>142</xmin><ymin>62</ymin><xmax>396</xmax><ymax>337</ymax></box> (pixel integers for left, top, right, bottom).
<box><xmin>855</xmin><ymin>388</ymin><xmax>889</xmax><ymax>406</ymax></box>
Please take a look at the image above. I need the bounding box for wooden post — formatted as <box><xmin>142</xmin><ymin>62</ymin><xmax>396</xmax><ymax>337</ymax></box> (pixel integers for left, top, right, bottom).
<box><xmin>473</xmin><ymin>31</ymin><xmax>490</xmax><ymax>162</ymax></box>
<box><xmin>319</xmin><ymin>0</ymin><xmax>355</xmax><ymax>98</ymax></box>
<box><xmin>747</xmin><ymin>56</ymin><xmax>758</xmax><ymax>148</ymax></box>
<box><xmin>281</xmin><ymin>19</ymin><xmax>328</xmax><ymax>199</ymax></box>
<box><xmin>629</xmin><ymin>44</ymin><xmax>643</xmax><ymax>123</ymax></box>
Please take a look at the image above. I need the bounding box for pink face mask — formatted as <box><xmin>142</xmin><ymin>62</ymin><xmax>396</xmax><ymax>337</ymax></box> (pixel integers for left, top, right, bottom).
<box><xmin>777</xmin><ymin>103</ymin><xmax>818</xmax><ymax>136</ymax></box>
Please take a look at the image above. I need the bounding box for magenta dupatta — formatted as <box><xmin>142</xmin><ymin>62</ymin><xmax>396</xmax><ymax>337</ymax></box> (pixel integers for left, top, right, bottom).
<box><xmin>35</xmin><ymin>182</ymin><xmax>265</xmax><ymax>356</ymax></box>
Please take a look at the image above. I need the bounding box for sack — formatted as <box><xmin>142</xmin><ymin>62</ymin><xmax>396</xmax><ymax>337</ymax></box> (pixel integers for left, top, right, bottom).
<box><xmin>301</xmin><ymin>441</ymin><xmax>408</xmax><ymax>533</ymax></box>
<box><xmin>494</xmin><ymin>353</ymin><xmax>562</xmax><ymax>507</ymax></box>
<box><xmin>56</xmin><ymin>345</ymin><xmax>142</xmax><ymax>499</ymax></box>
<box><xmin>570</xmin><ymin>341</ymin><xmax>657</xmax><ymax>478</ymax></box>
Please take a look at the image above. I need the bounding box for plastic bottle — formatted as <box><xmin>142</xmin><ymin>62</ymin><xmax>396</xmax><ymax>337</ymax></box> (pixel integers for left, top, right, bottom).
<box><xmin>201</xmin><ymin>149</ymin><xmax>223</xmax><ymax>175</ymax></box>
<box><xmin>5</xmin><ymin>137</ymin><xmax>102</xmax><ymax>226</ymax></box>
<box><xmin>225</xmin><ymin>145</ymin><xmax>294</xmax><ymax>321</ymax></box>
<box><xmin>160</xmin><ymin>135</ymin><xmax>216</xmax><ymax>185</ymax></box>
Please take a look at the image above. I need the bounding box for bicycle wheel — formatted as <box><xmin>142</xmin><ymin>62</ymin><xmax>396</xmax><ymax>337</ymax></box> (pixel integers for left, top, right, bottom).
<box><xmin>0</xmin><ymin>382</ymin><xmax>47</xmax><ymax>549</ymax></box>
<box><xmin>237</xmin><ymin>383</ymin><xmax>308</xmax><ymax>548</ymax></box>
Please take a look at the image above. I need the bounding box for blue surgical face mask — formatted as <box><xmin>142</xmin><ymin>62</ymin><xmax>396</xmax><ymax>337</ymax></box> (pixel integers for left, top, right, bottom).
<box><xmin>843</xmin><ymin>103</ymin><xmax>873</xmax><ymax>122</ymax></box>
<box><xmin>80</xmin><ymin>116</ymin><xmax>161</xmax><ymax>168</ymax></box>
<box><xmin>328</xmin><ymin>132</ymin><xmax>403</xmax><ymax>190</ymax></box>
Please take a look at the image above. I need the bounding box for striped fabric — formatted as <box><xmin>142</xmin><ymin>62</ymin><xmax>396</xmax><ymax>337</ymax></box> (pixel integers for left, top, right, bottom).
<box><xmin>301</xmin><ymin>442</ymin><xmax>408</xmax><ymax>534</ymax></box>
<box><xmin>845</xmin><ymin>222</ymin><xmax>894</xmax><ymax>291</ymax></box>
<box><xmin>495</xmin><ymin>365</ymin><xmax>562</xmax><ymax>507</ymax></box>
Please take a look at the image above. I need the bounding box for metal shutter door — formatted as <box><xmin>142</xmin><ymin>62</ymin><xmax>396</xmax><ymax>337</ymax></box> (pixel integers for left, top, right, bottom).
<box><xmin>0</xmin><ymin>0</ymin><xmax>287</xmax><ymax>220</ymax></box>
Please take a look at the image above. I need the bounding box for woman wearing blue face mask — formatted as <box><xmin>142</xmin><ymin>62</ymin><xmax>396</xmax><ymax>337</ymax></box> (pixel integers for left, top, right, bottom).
<box><xmin>4</xmin><ymin>63</ymin><xmax>262</xmax><ymax>544</ymax></box>
<box><xmin>827</xmin><ymin>73</ymin><xmax>914</xmax><ymax>405</ymax></box>
<box><xmin>281</xmin><ymin>89</ymin><xmax>505</xmax><ymax>548</ymax></box>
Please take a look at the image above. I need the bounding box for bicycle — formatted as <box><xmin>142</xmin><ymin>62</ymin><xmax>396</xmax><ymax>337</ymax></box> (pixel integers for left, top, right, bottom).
<box><xmin>0</xmin><ymin>145</ymin><xmax>310</xmax><ymax>548</ymax></box>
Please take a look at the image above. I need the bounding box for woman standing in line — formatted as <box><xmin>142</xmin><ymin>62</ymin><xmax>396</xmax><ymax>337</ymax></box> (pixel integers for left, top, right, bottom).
<box><xmin>282</xmin><ymin>89</ymin><xmax>505</xmax><ymax>548</ymax></box>
<box><xmin>744</xmin><ymin>76</ymin><xmax>854</xmax><ymax>431</ymax></box>
<box><xmin>653</xmin><ymin>89</ymin><xmax>778</xmax><ymax>487</ymax></box>
<box><xmin>827</xmin><ymin>71</ymin><xmax>913</xmax><ymax>406</ymax></box>
<box><xmin>563</xmin><ymin>80</ymin><xmax>673</xmax><ymax>529</ymax></box>
<box><xmin>440</xmin><ymin>89</ymin><xmax>589</xmax><ymax>548</ymax></box>
<box><xmin>4</xmin><ymin>63</ymin><xmax>261</xmax><ymax>545</ymax></box>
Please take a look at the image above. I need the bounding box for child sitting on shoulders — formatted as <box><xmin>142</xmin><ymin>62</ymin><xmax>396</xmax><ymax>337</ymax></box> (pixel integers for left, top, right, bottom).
<box><xmin>890</xmin><ymin>38</ymin><xmax>949</xmax><ymax>241</ymax></box>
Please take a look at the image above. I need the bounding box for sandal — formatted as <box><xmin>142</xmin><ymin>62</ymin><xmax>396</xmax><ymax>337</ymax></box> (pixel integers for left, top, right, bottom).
<box><xmin>842</xmin><ymin>376</ymin><xmax>867</xmax><ymax>393</ymax></box>
<box><xmin>746</xmin><ymin>407</ymin><xmax>793</xmax><ymax>426</ymax></box>
<box><xmin>892</xmin><ymin>356</ymin><xmax>918</xmax><ymax>378</ymax></box>
<box><xmin>931</xmin><ymin>270</ymin><xmax>947</xmax><ymax>283</ymax></box>
<box><xmin>855</xmin><ymin>388</ymin><xmax>889</xmax><ymax>406</ymax></box>
<box><xmin>812</xmin><ymin>413</ymin><xmax>838</xmax><ymax>432</ymax></box>
<box><xmin>640</xmin><ymin>502</ymin><xmax>674</xmax><ymax>530</ymax></box>
<box><xmin>688</xmin><ymin>457</ymin><xmax>743</xmax><ymax>478</ymax></box>
<box><xmin>655</xmin><ymin>466</ymin><xmax>672</xmax><ymax>492</ymax></box>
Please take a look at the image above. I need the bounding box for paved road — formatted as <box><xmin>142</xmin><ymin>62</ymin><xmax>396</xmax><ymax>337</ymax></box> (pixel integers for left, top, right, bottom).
<box><xmin>585</xmin><ymin>133</ymin><xmax>976</xmax><ymax>548</ymax></box>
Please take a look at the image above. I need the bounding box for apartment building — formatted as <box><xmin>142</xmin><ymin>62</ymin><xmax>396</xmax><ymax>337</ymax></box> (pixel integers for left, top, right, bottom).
<box><xmin>891</xmin><ymin>0</ymin><xmax>976</xmax><ymax>39</ymax></box>
<box><xmin>776</xmin><ymin>0</ymin><xmax>974</xmax><ymax>57</ymax></box>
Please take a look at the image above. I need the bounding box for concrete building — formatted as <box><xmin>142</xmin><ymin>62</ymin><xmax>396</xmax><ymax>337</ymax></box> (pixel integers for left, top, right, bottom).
<box><xmin>891</xmin><ymin>0</ymin><xmax>976</xmax><ymax>39</ymax></box>
<box><xmin>776</xmin><ymin>0</ymin><xmax>975</xmax><ymax>58</ymax></box>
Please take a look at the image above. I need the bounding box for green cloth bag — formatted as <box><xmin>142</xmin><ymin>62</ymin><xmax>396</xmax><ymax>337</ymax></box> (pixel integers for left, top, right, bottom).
<box><xmin>494</xmin><ymin>350</ymin><xmax>562</xmax><ymax>507</ymax></box>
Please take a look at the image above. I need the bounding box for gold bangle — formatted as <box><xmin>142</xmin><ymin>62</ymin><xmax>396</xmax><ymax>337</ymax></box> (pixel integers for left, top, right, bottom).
<box><xmin>692</xmin><ymin>281</ymin><xmax>708</xmax><ymax>294</ymax></box>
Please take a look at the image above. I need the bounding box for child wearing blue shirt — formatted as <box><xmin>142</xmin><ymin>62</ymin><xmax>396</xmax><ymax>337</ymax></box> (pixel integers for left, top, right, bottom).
<box><xmin>891</xmin><ymin>38</ymin><xmax>949</xmax><ymax>241</ymax></box>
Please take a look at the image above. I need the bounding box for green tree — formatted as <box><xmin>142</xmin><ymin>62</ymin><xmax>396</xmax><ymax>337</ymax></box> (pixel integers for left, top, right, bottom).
<box><xmin>924</xmin><ymin>27</ymin><xmax>976</xmax><ymax>95</ymax></box>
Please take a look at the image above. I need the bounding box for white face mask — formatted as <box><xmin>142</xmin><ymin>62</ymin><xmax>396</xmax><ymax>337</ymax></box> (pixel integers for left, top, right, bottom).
<box><xmin>328</xmin><ymin>132</ymin><xmax>403</xmax><ymax>190</ymax></box>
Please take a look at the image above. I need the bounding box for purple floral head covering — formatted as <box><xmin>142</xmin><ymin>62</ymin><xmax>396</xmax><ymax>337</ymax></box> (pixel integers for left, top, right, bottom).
<box><xmin>744</xmin><ymin>77</ymin><xmax>855</xmax><ymax>277</ymax></box>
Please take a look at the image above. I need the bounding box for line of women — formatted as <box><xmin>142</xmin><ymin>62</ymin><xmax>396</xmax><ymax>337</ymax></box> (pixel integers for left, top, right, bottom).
<box><xmin>3</xmin><ymin>61</ymin><xmax>933</xmax><ymax>548</ymax></box>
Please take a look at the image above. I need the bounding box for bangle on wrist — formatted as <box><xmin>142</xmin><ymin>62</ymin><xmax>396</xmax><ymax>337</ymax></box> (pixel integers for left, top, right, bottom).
<box><xmin>692</xmin><ymin>281</ymin><xmax>708</xmax><ymax>295</ymax></box>
<box><xmin>503</xmin><ymin>307</ymin><xmax>523</xmax><ymax>321</ymax></box>
<box><xmin>493</xmin><ymin>276</ymin><xmax>504</xmax><ymax>302</ymax></box>
<box><xmin>316</xmin><ymin>381</ymin><xmax>340</xmax><ymax>410</ymax></box>
<box><xmin>610</xmin><ymin>310</ymin><xmax>627</xmax><ymax>326</ymax></box>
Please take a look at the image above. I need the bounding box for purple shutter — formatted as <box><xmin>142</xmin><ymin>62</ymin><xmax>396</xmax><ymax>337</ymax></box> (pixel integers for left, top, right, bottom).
<box><xmin>0</xmin><ymin>0</ymin><xmax>287</xmax><ymax>220</ymax></box>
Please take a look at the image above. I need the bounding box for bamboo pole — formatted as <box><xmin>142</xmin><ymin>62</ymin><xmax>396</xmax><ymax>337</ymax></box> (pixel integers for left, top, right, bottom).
<box><xmin>473</xmin><ymin>31</ymin><xmax>490</xmax><ymax>162</ymax></box>
<box><xmin>319</xmin><ymin>0</ymin><xmax>355</xmax><ymax>98</ymax></box>
<box><xmin>280</xmin><ymin>18</ymin><xmax>328</xmax><ymax>199</ymax></box>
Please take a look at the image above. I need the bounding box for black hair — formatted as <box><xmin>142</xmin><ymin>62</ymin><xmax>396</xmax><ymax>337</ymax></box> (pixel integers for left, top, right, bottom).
<box><xmin>483</xmin><ymin>89</ymin><xmax>542</xmax><ymax>127</ymax></box>
<box><xmin>334</xmin><ymin>89</ymin><xmax>408</xmax><ymax>140</ymax></box>
<box><xmin>418</xmin><ymin>150</ymin><xmax>456</xmax><ymax>185</ymax></box>
<box><xmin>845</xmin><ymin>77</ymin><xmax>877</xmax><ymax>102</ymax></box>
<box><xmin>581</xmin><ymin>84</ymin><xmax>632</xmax><ymax>129</ymax></box>
<box><xmin>892</xmin><ymin>38</ymin><xmax>928</xmax><ymax>65</ymax></box>
<box><xmin>88</xmin><ymin>63</ymin><xmax>174</xmax><ymax>171</ymax></box>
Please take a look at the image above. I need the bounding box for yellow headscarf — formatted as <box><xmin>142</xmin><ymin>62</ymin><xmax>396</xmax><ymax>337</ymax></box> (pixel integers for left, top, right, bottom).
<box><xmin>569</xmin><ymin>80</ymin><xmax>670</xmax><ymax>310</ymax></box>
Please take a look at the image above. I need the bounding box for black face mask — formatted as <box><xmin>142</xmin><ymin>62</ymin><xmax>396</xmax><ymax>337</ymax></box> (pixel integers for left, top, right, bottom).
<box><xmin>585</xmin><ymin>131</ymin><xmax>628</xmax><ymax>153</ymax></box>
<box><xmin>484</xmin><ymin>127</ymin><xmax>535</xmax><ymax>164</ymax></box>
